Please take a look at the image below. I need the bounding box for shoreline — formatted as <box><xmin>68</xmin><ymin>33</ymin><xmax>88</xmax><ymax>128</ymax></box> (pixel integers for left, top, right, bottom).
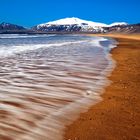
<box><xmin>64</xmin><ymin>35</ymin><xmax>140</xmax><ymax>139</ymax></box>
<box><xmin>88</xmin><ymin>33</ymin><xmax>140</xmax><ymax>41</ymax></box>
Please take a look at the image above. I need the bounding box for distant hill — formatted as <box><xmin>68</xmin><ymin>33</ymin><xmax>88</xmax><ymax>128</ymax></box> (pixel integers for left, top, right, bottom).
<box><xmin>0</xmin><ymin>22</ymin><xmax>28</xmax><ymax>34</ymax></box>
<box><xmin>103</xmin><ymin>23</ymin><xmax>140</xmax><ymax>33</ymax></box>
<box><xmin>0</xmin><ymin>22</ymin><xmax>25</xmax><ymax>30</ymax></box>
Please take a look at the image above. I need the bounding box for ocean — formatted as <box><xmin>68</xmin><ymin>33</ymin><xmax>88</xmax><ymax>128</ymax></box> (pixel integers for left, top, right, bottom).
<box><xmin>0</xmin><ymin>34</ymin><xmax>116</xmax><ymax>140</ymax></box>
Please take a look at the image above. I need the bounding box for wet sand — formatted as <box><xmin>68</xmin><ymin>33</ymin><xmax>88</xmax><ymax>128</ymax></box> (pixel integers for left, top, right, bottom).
<box><xmin>64</xmin><ymin>35</ymin><xmax>140</xmax><ymax>140</ymax></box>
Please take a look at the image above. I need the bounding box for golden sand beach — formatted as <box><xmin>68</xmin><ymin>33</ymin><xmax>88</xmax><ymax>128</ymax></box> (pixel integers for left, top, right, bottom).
<box><xmin>65</xmin><ymin>34</ymin><xmax>140</xmax><ymax>140</ymax></box>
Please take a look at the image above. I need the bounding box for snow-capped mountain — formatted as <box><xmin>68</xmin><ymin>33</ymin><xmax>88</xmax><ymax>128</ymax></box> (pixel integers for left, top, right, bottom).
<box><xmin>32</xmin><ymin>17</ymin><xmax>128</xmax><ymax>33</ymax></box>
<box><xmin>109</xmin><ymin>22</ymin><xmax>128</xmax><ymax>27</ymax></box>
<box><xmin>39</xmin><ymin>17</ymin><xmax>108</xmax><ymax>27</ymax></box>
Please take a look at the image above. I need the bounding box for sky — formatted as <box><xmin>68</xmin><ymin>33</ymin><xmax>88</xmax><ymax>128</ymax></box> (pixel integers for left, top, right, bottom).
<box><xmin>0</xmin><ymin>0</ymin><xmax>140</xmax><ymax>27</ymax></box>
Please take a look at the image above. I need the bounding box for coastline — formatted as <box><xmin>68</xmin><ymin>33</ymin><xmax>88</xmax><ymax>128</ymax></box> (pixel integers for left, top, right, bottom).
<box><xmin>64</xmin><ymin>35</ymin><xmax>140</xmax><ymax>139</ymax></box>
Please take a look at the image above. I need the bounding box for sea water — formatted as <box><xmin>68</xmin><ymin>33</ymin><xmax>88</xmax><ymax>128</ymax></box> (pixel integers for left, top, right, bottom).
<box><xmin>0</xmin><ymin>34</ymin><xmax>116</xmax><ymax>140</ymax></box>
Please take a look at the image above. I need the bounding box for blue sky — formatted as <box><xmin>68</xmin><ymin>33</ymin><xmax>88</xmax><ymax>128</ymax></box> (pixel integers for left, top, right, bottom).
<box><xmin>0</xmin><ymin>0</ymin><xmax>139</xmax><ymax>27</ymax></box>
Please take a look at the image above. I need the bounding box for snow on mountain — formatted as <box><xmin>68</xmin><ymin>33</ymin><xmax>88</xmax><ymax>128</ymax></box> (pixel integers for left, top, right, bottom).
<box><xmin>42</xmin><ymin>17</ymin><xmax>108</xmax><ymax>27</ymax></box>
<box><xmin>33</xmin><ymin>17</ymin><xmax>128</xmax><ymax>33</ymax></box>
<box><xmin>37</xmin><ymin>17</ymin><xmax>127</xmax><ymax>28</ymax></box>
<box><xmin>109</xmin><ymin>22</ymin><xmax>128</xmax><ymax>27</ymax></box>
<box><xmin>34</xmin><ymin>17</ymin><xmax>107</xmax><ymax>32</ymax></box>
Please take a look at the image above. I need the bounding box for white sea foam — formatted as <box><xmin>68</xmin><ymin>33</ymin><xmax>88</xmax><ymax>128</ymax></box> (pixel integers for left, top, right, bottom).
<box><xmin>89</xmin><ymin>37</ymin><xmax>108</xmax><ymax>47</ymax></box>
<box><xmin>0</xmin><ymin>36</ymin><xmax>110</xmax><ymax>58</ymax></box>
<box><xmin>0</xmin><ymin>40</ymin><xmax>86</xmax><ymax>57</ymax></box>
<box><xmin>0</xmin><ymin>34</ymin><xmax>56</xmax><ymax>39</ymax></box>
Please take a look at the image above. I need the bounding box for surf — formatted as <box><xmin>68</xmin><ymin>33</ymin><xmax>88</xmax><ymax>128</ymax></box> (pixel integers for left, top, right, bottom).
<box><xmin>0</xmin><ymin>34</ymin><xmax>116</xmax><ymax>140</ymax></box>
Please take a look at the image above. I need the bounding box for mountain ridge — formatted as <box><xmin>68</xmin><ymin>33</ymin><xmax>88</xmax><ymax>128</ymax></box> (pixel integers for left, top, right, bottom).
<box><xmin>0</xmin><ymin>18</ymin><xmax>139</xmax><ymax>34</ymax></box>
<box><xmin>0</xmin><ymin>22</ymin><xmax>25</xmax><ymax>30</ymax></box>
<box><xmin>33</xmin><ymin>17</ymin><xmax>128</xmax><ymax>32</ymax></box>
<box><xmin>37</xmin><ymin>17</ymin><xmax>127</xmax><ymax>27</ymax></box>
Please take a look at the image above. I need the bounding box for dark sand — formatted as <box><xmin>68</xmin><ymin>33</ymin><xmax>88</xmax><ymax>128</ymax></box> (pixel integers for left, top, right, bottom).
<box><xmin>64</xmin><ymin>35</ymin><xmax>140</xmax><ymax>140</ymax></box>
